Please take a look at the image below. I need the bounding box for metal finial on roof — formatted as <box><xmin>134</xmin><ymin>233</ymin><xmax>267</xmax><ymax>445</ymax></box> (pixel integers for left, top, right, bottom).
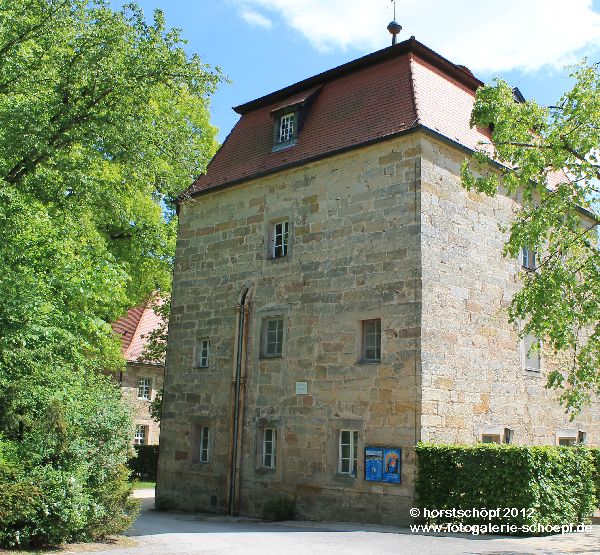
<box><xmin>387</xmin><ymin>0</ymin><xmax>402</xmax><ymax>45</ymax></box>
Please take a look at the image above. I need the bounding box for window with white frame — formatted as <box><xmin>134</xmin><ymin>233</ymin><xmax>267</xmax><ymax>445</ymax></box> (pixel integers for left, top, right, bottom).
<box><xmin>199</xmin><ymin>425</ymin><xmax>209</xmax><ymax>463</ymax></box>
<box><xmin>134</xmin><ymin>424</ymin><xmax>147</xmax><ymax>445</ymax></box>
<box><xmin>521</xmin><ymin>247</ymin><xmax>536</xmax><ymax>271</ymax></box>
<box><xmin>479</xmin><ymin>427</ymin><xmax>513</xmax><ymax>444</ymax></box>
<box><xmin>263</xmin><ymin>428</ymin><xmax>277</xmax><ymax>469</ymax></box>
<box><xmin>271</xmin><ymin>220</ymin><xmax>289</xmax><ymax>258</ymax></box>
<box><xmin>261</xmin><ymin>317</ymin><xmax>284</xmax><ymax>358</ymax></box>
<box><xmin>278</xmin><ymin>113</ymin><xmax>295</xmax><ymax>143</ymax></box>
<box><xmin>361</xmin><ymin>319</ymin><xmax>381</xmax><ymax>363</ymax></box>
<box><xmin>556</xmin><ymin>429</ymin><xmax>585</xmax><ymax>447</ymax></box>
<box><xmin>137</xmin><ymin>377</ymin><xmax>152</xmax><ymax>400</ymax></box>
<box><xmin>558</xmin><ymin>437</ymin><xmax>577</xmax><ymax>446</ymax></box>
<box><xmin>522</xmin><ymin>333</ymin><xmax>541</xmax><ymax>372</ymax></box>
<box><xmin>480</xmin><ymin>434</ymin><xmax>501</xmax><ymax>444</ymax></box>
<box><xmin>338</xmin><ymin>430</ymin><xmax>358</xmax><ymax>476</ymax></box>
<box><xmin>196</xmin><ymin>339</ymin><xmax>209</xmax><ymax>368</ymax></box>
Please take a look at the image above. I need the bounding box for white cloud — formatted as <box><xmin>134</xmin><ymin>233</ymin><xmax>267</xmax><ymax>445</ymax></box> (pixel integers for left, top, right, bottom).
<box><xmin>232</xmin><ymin>0</ymin><xmax>600</xmax><ymax>73</ymax></box>
<box><xmin>241</xmin><ymin>9</ymin><xmax>273</xmax><ymax>28</ymax></box>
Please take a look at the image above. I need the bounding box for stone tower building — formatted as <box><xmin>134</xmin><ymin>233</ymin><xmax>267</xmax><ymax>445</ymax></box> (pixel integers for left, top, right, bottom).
<box><xmin>156</xmin><ymin>37</ymin><xmax>599</xmax><ymax>524</ymax></box>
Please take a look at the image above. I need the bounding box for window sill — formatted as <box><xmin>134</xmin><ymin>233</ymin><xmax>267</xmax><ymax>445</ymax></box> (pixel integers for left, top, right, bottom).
<box><xmin>333</xmin><ymin>473</ymin><xmax>357</xmax><ymax>483</ymax></box>
<box><xmin>267</xmin><ymin>255</ymin><xmax>290</xmax><ymax>263</ymax></box>
<box><xmin>272</xmin><ymin>139</ymin><xmax>297</xmax><ymax>152</ymax></box>
<box><xmin>259</xmin><ymin>355</ymin><xmax>283</xmax><ymax>360</ymax></box>
<box><xmin>357</xmin><ymin>360</ymin><xmax>381</xmax><ymax>365</ymax></box>
<box><xmin>190</xmin><ymin>462</ymin><xmax>210</xmax><ymax>470</ymax></box>
<box><xmin>255</xmin><ymin>467</ymin><xmax>277</xmax><ymax>475</ymax></box>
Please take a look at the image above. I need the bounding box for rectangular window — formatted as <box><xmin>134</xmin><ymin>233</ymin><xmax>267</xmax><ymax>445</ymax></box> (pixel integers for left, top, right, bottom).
<box><xmin>338</xmin><ymin>430</ymin><xmax>358</xmax><ymax>476</ymax></box>
<box><xmin>263</xmin><ymin>428</ymin><xmax>277</xmax><ymax>469</ymax></box>
<box><xmin>261</xmin><ymin>318</ymin><xmax>284</xmax><ymax>358</ymax></box>
<box><xmin>362</xmin><ymin>319</ymin><xmax>381</xmax><ymax>362</ymax></box>
<box><xmin>522</xmin><ymin>333</ymin><xmax>541</xmax><ymax>372</ymax></box>
<box><xmin>137</xmin><ymin>377</ymin><xmax>151</xmax><ymax>400</ymax></box>
<box><xmin>134</xmin><ymin>425</ymin><xmax>147</xmax><ymax>445</ymax></box>
<box><xmin>196</xmin><ymin>339</ymin><xmax>209</xmax><ymax>368</ymax></box>
<box><xmin>272</xmin><ymin>221</ymin><xmax>289</xmax><ymax>258</ymax></box>
<box><xmin>481</xmin><ymin>434</ymin><xmax>501</xmax><ymax>444</ymax></box>
<box><xmin>279</xmin><ymin>113</ymin><xmax>295</xmax><ymax>143</ymax></box>
<box><xmin>558</xmin><ymin>437</ymin><xmax>576</xmax><ymax>447</ymax></box>
<box><xmin>199</xmin><ymin>426</ymin><xmax>209</xmax><ymax>463</ymax></box>
<box><xmin>521</xmin><ymin>247</ymin><xmax>536</xmax><ymax>270</ymax></box>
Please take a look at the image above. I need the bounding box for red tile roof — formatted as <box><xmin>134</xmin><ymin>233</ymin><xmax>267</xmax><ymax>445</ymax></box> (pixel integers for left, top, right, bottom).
<box><xmin>112</xmin><ymin>299</ymin><xmax>165</xmax><ymax>364</ymax></box>
<box><xmin>189</xmin><ymin>37</ymin><xmax>491</xmax><ymax>197</ymax></box>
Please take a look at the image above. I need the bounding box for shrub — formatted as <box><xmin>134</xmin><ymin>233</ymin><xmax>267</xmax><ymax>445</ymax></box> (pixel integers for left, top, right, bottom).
<box><xmin>0</xmin><ymin>372</ymin><xmax>139</xmax><ymax>549</ymax></box>
<box><xmin>415</xmin><ymin>443</ymin><xmax>596</xmax><ymax>533</ymax></box>
<box><xmin>591</xmin><ymin>448</ymin><xmax>600</xmax><ymax>510</ymax></box>
<box><xmin>262</xmin><ymin>495</ymin><xmax>296</xmax><ymax>521</ymax></box>
<box><xmin>129</xmin><ymin>445</ymin><xmax>160</xmax><ymax>480</ymax></box>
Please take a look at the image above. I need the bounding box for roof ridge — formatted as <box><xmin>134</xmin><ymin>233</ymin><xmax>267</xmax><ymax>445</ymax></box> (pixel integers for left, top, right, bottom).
<box><xmin>407</xmin><ymin>53</ymin><xmax>421</xmax><ymax>128</ymax></box>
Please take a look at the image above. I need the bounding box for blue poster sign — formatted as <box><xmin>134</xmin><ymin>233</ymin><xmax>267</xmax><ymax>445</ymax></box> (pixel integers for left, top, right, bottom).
<box><xmin>365</xmin><ymin>447</ymin><xmax>383</xmax><ymax>482</ymax></box>
<box><xmin>382</xmin><ymin>448</ymin><xmax>401</xmax><ymax>483</ymax></box>
<box><xmin>365</xmin><ymin>447</ymin><xmax>401</xmax><ymax>483</ymax></box>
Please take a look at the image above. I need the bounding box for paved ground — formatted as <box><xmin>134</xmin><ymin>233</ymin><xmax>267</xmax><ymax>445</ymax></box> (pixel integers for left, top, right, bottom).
<box><xmin>68</xmin><ymin>489</ymin><xmax>600</xmax><ymax>555</ymax></box>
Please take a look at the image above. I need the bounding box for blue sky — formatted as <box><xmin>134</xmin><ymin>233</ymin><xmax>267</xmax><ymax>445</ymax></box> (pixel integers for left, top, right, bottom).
<box><xmin>111</xmin><ymin>1</ymin><xmax>600</xmax><ymax>143</ymax></box>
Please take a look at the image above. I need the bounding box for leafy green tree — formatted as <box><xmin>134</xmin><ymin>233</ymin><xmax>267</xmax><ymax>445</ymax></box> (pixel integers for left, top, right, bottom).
<box><xmin>462</xmin><ymin>62</ymin><xmax>599</xmax><ymax>415</ymax></box>
<box><xmin>0</xmin><ymin>0</ymin><xmax>222</xmax><ymax>546</ymax></box>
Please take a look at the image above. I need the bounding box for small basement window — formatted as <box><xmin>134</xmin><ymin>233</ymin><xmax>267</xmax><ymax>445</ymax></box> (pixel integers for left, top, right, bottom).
<box><xmin>556</xmin><ymin>429</ymin><xmax>585</xmax><ymax>447</ymax></box>
<box><xmin>480</xmin><ymin>434</ymin><xmax>501</xmax><ymax>444</ymax></box>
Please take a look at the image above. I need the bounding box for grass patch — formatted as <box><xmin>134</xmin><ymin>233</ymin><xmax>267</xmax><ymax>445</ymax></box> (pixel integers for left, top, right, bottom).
<box><xmin>131</xmin><ymin>480</ymin><xmax>155</xmax><ymax>490</ymax></box>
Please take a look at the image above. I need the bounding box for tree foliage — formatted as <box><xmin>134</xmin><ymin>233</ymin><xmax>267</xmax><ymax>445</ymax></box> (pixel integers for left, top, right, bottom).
<box><xmin>461</xmin><ymin>62</ymin><xmax>599</xmax><ymax>414</ymax></box>
<box><xmin>0</xmin><ymin>0</ymin><xmax>222</xmax><ymax>546</ymax></box>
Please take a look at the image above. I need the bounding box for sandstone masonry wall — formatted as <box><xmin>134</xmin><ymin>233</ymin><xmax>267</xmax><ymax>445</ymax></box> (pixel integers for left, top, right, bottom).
<box><xmin>157</xmin><ymin>135</ymin><xmax>422</xmax><ymax>524</ymax></box>
<box><xmin>120</xmin><ymin>363</ymin><xmax>163</xmax><ymax>445</ymax></box>
<box><xmin>419</xmin><ymin>135</ymin><xmax>599</xmax><ymax>445</ymax></box>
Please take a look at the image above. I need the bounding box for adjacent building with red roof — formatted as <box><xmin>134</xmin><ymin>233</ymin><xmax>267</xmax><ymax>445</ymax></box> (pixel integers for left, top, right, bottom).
<box><xmin>158</xmin><ymin>37</ymin><xmax>599</xmax><ymax>524</ymax></box>
<box><xmin>112</xmin><ymin>299</ymin><xmax>165</xmax><ymax>446</ymax></box>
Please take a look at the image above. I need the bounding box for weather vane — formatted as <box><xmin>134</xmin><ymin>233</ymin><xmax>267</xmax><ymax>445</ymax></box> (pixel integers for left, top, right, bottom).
<box><xmin>387</xmin><ymin>0</ymin><xmax>402</xmax><ymax>45</ymax></box>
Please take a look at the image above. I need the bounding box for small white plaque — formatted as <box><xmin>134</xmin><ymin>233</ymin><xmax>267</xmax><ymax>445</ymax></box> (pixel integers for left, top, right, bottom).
<box><xmin>295</xmin><ymin>382</ymin><xmax>308</xmax><ymax>395</ymax></box>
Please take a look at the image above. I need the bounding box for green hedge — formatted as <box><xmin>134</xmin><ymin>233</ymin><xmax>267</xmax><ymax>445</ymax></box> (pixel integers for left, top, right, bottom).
<box><xmin>591</xmin><ymin>448</ymin><xmax>600</xmax><ymax>510</ymax></box>
<box><xmin>128</xmin><ymin>445</ymin><xmax>159</xmax><ymax>480</ymax></box>
<box><xmin>415</xmin><ymin>444</ymin><xmax>596</xmax><ymax>532</ymax></box>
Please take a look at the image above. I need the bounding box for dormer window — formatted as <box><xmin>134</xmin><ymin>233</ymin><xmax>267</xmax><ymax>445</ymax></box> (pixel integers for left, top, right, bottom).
<box><xmin>279</xmin><ymin>113</ymin><xmax>295</xmax><ymax>143</ymax></box>
<box><xmin>273</xmin><ymin>111</ymin><xmax>297</xmax><ymax>150</ymax></box>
